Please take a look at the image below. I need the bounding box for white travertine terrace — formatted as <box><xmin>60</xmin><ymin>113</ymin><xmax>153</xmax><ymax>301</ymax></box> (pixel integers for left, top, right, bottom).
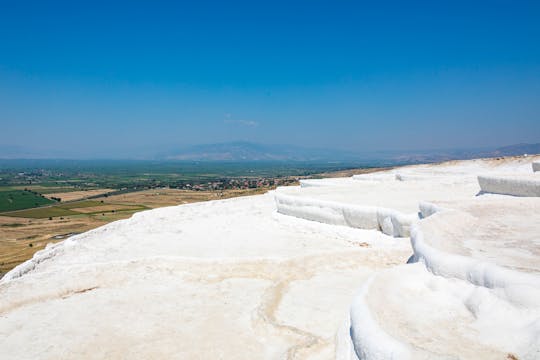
<box><xmin>1</xmin><ymin>155</ymin><xmax>539</xmax><ymax>360</ymax></box>
<box><xmin>277</xmin><ymin>174</ymin><xmax>479</xmax><ymax>237</ymax></box>
<box><xmin>478</xmin><ymin>174</ymin><xmax>540</xmax><ymax>196</ymax></box>
<box><xmin>276</xmin><ymin>156</ymin><xmax>538</xmax><ymax>237</ymax></box>
<box><xmin>336</xmin><ymin>156</ymin><xmax>540</xmax><ymax>360</ymax></box>
<box><xmin>339</xmin><ymin>196</ymin><xmax>540</xmax><ymax>360</ymax></box>
<box><xmin>533</xmin><ymin>161</ymin><xmax>540</xmax><ymax>172</ymax></box>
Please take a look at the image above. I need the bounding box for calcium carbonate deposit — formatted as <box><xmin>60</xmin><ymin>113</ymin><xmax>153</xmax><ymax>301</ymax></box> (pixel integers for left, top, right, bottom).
<box><xmin>1</xmin><ymin>155</ymin><xmax>539</xmax><ymax>359</ymax></box>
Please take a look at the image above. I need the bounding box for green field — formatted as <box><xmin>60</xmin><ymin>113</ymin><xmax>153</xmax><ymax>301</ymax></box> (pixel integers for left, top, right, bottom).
<box><xmin>0</xmin><ymin>190</ymin><xmax>55</xmax><ymax>212</ymax></box>
<box><xmin>21</xmin><ymin>186</ymin><xmax>80</xmax><ymax>194</ymax></box>
<box><xmin>0</xmin><ymin>159</ymin><xmax>379</xmax><ymax>190</ymax></box>
<box><xmin>0</xmin><ymin>159</ymin><xmax>380</xmax><ymax>219</ymax></box>
<box><xmin>2</xmin><ymin>206</ymin><xmax>78</xmax><ymax>218</ymax></box>
<box><xmin>1</xmin><ymin>198</ymin><xmax>148</xmax><ymax>219</ymax></box>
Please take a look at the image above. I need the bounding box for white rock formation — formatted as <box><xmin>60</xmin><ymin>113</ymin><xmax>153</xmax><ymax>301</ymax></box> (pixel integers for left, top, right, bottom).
<box><xmin>340</xmin><ymin>196</ymin><xmax>540</xmax><ymax>359</ymax></box>
<box><xmin>337</xmin><ymin>156</ymin><xmax>540</xmax><ymax>360</ymax></box>
<box><xmin>478</xmin><ymin>174</ymin><xmax>540</xmax><ymax>196</ymax></box>
<box><xmin>276</xmin><ymin>156</ymin><xmax>537</xmax><ymax>237</ymax></box>
<box><xmin>1</xmin><ymin>155</ymin><xmax>539</xmax><ymax>359</ymax></box>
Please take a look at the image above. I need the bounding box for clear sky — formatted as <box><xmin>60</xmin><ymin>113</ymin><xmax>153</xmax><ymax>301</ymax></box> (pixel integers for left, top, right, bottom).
<box><xmin>1</xmin><ymin>0</ymin><xmax>539</xmax><ymax>158</ymax></box>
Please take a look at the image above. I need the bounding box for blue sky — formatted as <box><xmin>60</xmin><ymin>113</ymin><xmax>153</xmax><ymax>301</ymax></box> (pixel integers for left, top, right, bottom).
<box><xmin>1</xmin><ymin>0</ymin><xmax>539</xmax><ymax>158</ymax></box>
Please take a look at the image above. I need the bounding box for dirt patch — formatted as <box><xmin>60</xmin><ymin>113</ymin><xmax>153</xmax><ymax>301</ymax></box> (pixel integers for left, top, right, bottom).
<box><xmin>70</xmin><ymin>204</ymin><xmax>143</xmax><ymax>214</ymax></box>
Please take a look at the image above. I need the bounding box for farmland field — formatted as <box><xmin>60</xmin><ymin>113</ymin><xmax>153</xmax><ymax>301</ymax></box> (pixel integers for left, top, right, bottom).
<box><xmin>17</xmin><ymin>185</ymin><xmax>81</xmax><ymax>194</ymax></box>
<box><xmin>56</xmin><ymin>200</ymin><xmax>106</xmax><ymax>209</ymax></box>
<box><xmin>70</xmin><ymin>204</ymin><xmax>145</xmax><ymax>213</ymax></box>
<box><xmin>1</xmin><ymin>199</ymin><xmax>149</xmax><ymax>219</ymax></box>
<box><xmin>0</xmin><ymin>190</ymin><xmax>55</xmax><ymax>212</ymax></box>
<box><xmin>2</xmin><ymin>206</ymin><xmax>79</xmax><ymax>218</ymax></box>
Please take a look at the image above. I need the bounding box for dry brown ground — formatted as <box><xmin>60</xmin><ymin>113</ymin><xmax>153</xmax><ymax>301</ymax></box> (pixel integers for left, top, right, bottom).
<box><xmin>70</xmin><ymin>204</ymin><xmax>143</xmax><ymax>213</ymax></box>
<box><xmin>44</xmin><ymin>189</ymin><xmax>115</xmax><ymax>202</ymax></box>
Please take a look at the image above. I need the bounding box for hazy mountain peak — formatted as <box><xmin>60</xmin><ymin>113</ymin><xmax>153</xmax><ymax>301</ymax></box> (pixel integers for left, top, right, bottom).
<box><xmin>160</xmin><ymin>142</ymin><xmax>354</xmax><ymax>161</ymax></box>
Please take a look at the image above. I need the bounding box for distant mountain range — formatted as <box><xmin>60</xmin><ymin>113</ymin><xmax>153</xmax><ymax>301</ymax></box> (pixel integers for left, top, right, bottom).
<box><xmin>158</xmin><ymin>141</ymin><xmax>359</xmax><ymax>161</ymax></box>
<box><xmin>1</xmin><ymin>142</ymin><xmax>539</xmax><ymax>163</ymax></box>
<box><xmin>490</xmin><ymin>143</ymin><xmax>540</xmax><ymax>156</ymax></box>
<box><xmin>158</xmin><ymin>141</ymin><xmax>540</xmax><ymax>163</ymax></box>
<box><xmin>389</xmin><ymin>143</ymin><xmax>540</xmax><ymax>164</ymax></box>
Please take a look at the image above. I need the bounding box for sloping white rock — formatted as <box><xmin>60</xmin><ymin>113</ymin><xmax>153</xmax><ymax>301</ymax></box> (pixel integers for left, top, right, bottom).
<box><xmin>0</xmin><ymin>193</ymin><xmax>409</xmax><ymax>359</ymax></box>
<box><xmin>352</xmin><ymin>173</ymin><xmax>396</xmax><ymax>182</ymax></box>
